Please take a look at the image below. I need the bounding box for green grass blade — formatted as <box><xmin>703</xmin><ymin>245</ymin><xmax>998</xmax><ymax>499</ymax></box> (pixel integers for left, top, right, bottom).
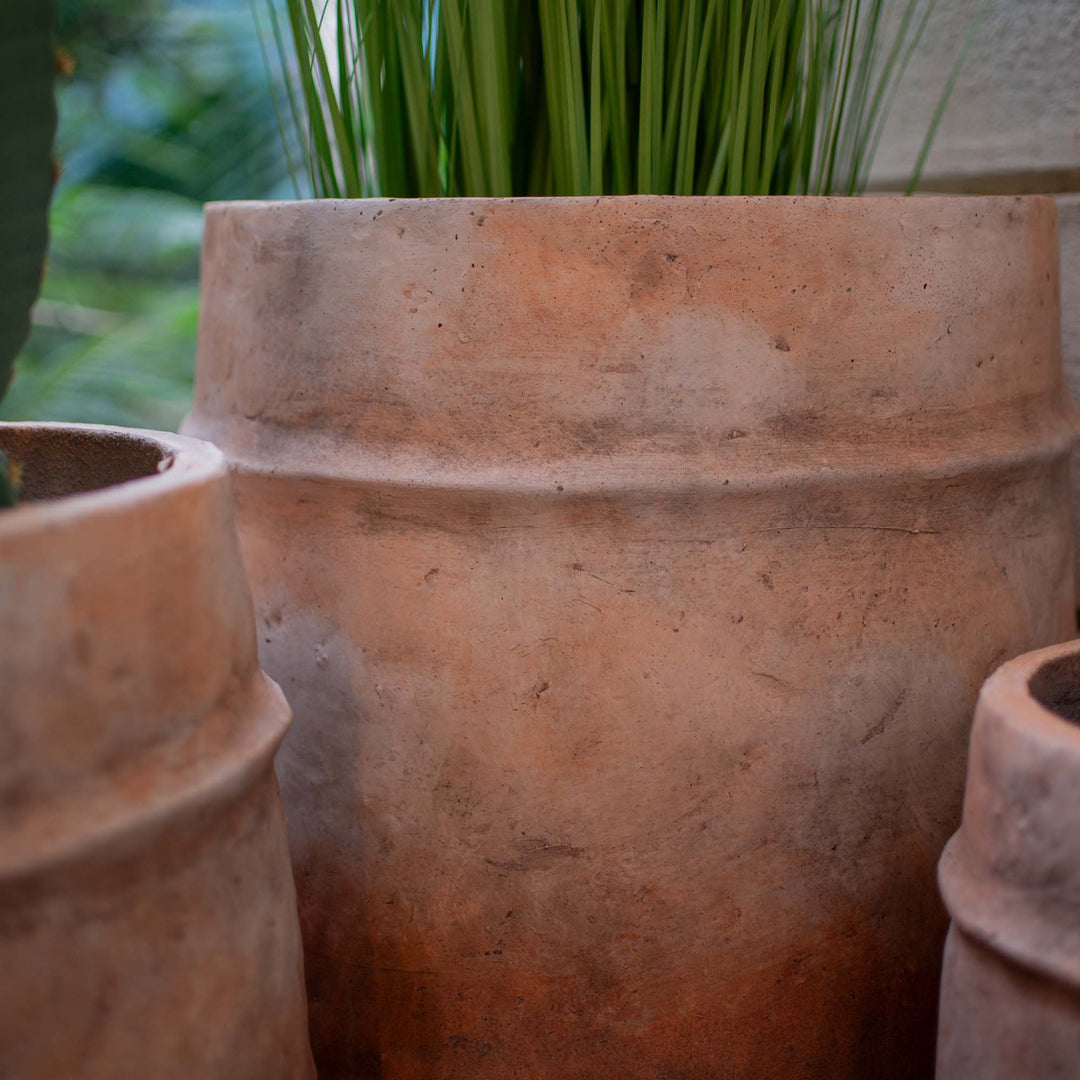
<box><xmin>263</xmin><ymin>0</ymin><xmax>961</xmax><ymax>200</ymax></box>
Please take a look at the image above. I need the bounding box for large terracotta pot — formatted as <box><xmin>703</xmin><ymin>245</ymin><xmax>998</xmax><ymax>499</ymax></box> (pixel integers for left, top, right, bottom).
<box><xmin>187</xmin><ymin>195</ymin><xmax>1076</xmax><ymax>1079</ymax></box>
<box><xmin>937</xmin><ymin>639</ymin><xmax>1080</xmax><ymax>1079</ymax></box>
<box><xmin>0</xmin><ymin>423</ymin><xmax>315</xmax><ymax>1079</ymax></box>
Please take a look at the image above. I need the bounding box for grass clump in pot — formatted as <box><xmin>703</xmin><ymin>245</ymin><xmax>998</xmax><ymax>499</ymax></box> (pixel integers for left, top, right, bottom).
<box><xmin>262</xmin><ymin>0</ymin><xmax>977</xmax><ymax>200</ymax></box>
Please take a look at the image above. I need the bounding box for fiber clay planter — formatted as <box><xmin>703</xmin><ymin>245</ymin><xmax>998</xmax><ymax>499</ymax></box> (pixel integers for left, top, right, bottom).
<box><xmin>188</xmin><ymin>195</ymin><xmax>1076</xmax><ymax>1079</ymax></box>
<box><xmin>937</xmin><ymin>640</ymin><xmax>1080</xmax><ymax>1079</ymax></box>
<box><xmin>0</xmin><ymin>423</ymin><xmax>314</xmax><ymax>1080</ymax></box>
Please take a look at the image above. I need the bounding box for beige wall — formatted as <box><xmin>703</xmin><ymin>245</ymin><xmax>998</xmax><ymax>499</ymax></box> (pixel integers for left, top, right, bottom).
<box><xmin>868</xmin><ymin>0</ymin><xmax>1080</xmax><ymax>192</ymax></box>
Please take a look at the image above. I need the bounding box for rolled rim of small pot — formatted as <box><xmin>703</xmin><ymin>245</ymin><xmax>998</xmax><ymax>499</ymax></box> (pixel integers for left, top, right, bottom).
<box><xmin>939</xmin><ymin>638</ymin><xmax>1080</xmax><ymax>991</ymax></box>
<box><xmin>0</xmin><ymin>421</ymin><xmax>226</xmax><ymax>533</ymax></box>
<box><xmin>0</xmin><ymin>421</ymin><xmax>291</xmax><ymax>883</ymax></box>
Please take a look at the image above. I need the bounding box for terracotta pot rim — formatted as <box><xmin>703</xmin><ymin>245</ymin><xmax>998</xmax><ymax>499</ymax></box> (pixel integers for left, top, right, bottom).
<box><xmin>0</xmin><ymin>421</ymin><xmax>227</xmax><ymax>537</ymax></box>
<box><xmin>204</xmin><ymin>193</ymin><xmax>1058</xmax><ymax>211</ymax></box>
<box><xmin>978</xmin><ymin>639</ymin><xmax>1080</xmax><ymax>747</ymax></box>
<box><xmin>189</xmin><ymin>195</ymin><xmax>1075</xmax><ymax>500</ymax></box>
<box><xmin>940</xmin><ymin>639</ymin><xmax>1080</xmax><ymax>992</ymax></box>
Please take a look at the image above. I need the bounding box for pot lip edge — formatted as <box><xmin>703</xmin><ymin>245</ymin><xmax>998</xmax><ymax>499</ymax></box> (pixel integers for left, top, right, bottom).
<box><xmin>979</xmin><ymin>638</ymin><xmax>1080</xmax><ymax>751</ymax></box>
<box><xmin>0</xmin><ymin>420</ymin><xmax>227</xmax><ymax>537</ymax></box>
<box><xmin>201</xmin><ymin>191</ymin><xmax>1060</xmax><ymax>214</ymax></box>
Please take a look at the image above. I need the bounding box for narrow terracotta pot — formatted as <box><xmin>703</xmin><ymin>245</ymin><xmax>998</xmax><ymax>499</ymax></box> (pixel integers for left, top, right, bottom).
<box><xmin>0</xmin><ymin>423</ymin><xmax>315</xmax><ymax>1080</ymax></box>
<box><xmin>187</xmin><ymin>195</ymin><xmax>1076</xmax><ymax>1079</ymax></box>
<box><xmin>937</xmin><ymin>640</ymin><xmax>1080</xmax><ymax>1079</ymax></box>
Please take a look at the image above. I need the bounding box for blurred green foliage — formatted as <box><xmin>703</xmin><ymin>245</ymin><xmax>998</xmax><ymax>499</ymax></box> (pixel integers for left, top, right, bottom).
<box><xmin>1</xmin><ymin>0</ymin><xmax>296</xmax><ymax>430</ymax></box>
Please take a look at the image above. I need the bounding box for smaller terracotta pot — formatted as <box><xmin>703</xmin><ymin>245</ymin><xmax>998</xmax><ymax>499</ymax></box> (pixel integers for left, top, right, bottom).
<box><xmin>937</xmin><ymin>639</ymin><xmax>1080</xmax><ymax>1079</ymax></box>
<box><xmin>0</xmin><ymin>423</ymin><xmax>315</xmax><ymax>1080</ymax></box>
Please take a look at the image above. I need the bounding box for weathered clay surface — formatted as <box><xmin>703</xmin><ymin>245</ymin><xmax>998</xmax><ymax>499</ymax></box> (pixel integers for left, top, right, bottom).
<box><xmin>188</xmin><ymin>196</ymin><xmax>1076</xmax><ymax>1079</ymax></box>
<box><xmin>937</xmin><ymin>640</ymin><xmax>1080</xmax><ymax>1079</ymax></box>
<box><xmin>0</xmin><ymin>423</ymin><xmax>315</xmax><ymax>1080</ymax></box>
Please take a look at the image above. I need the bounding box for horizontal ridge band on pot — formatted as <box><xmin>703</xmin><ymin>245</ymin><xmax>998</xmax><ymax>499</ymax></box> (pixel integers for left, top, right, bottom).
<box><xmin>190</xmin><ymin>195</ymin><xmax>1070</xmax><ymax>488</ymax></box>
<box><xmin>0</xmin><ymin>673</ymin><xmax>289</xmax><ymax>883</ymax></box>
<box><xmin>209</xmin><ymin>415</ymin><xmax>1075</xmax><ymax>499</ymax></box>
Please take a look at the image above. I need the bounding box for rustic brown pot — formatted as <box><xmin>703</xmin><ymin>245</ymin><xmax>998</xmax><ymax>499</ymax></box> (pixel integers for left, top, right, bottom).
<box><xmin>937</xmin><ymin>639</ymin><xmax>1080</xmax><ymax>1079</ymax></box>
<box><xmin>0</xmin><ymin>423</ymin><xmax>315</xmax><ymax>1079</ymax></box>
<box><xmin>187</xmin><ymin>195</ymin><xmax>1076</xmax><ymax>1079</ymax></box>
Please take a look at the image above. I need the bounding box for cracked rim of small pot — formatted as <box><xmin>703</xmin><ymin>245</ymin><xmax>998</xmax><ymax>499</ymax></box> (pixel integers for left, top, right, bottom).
<box><xmin>939</xmin><ymin>638</ymin><xmax>1080</xmax><ymax>992</ymax></box>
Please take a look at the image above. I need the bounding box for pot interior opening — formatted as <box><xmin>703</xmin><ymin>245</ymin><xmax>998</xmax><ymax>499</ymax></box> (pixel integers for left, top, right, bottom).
<box><xmin>0</xmin><ymin>426</ymin><xmax>170</xmax><ymax>502</ymax></box>
<box><xmin>1028</xmin><ymin>652</ymin><xmax>1080</xmax><ymax>727</ymax></box>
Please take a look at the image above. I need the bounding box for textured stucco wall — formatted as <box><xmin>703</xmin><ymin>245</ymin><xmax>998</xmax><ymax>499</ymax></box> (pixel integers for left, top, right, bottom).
<box><xmin>868</xmin><ymin>0</ymin><xmax>1080</xmax><ymax>191</ymax></box>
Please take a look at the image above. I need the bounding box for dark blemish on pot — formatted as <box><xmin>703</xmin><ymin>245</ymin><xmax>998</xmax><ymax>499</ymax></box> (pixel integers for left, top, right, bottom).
<box><xmin>774</xmin><ymin>339</ymin><xmax>790</xmax><ymax>352</ymax></box>
<box><xmin>923</xmin><ymin>283</ymin><xmax>928</xmax><ymax>289</ymax></box>
<box><xmin>726</xmin><ymin>429</ymin><xmax>747</xmax><ymax>439</ymax></box>
<box><xmin>424</xmin><ymin>568</ymin><xmax>439</xmax><ymax>584</ymax></box>
<box><xmin>758</xmin><ymin>573</ymin><xmax>774</xmax><ymax>591</ymax></box>
<box><xmin>437</xmin><ymin>322</ymin><xmax>443</xmax><ymax>327</ymax></box>
<box><xmin>665</xmin><ymin>253</ymin><xmax>678</xmax><ymax>262</ymax></box>
<box><xmin>485</xmin><ymin>837</ymin><xmax>584</xmax><ymax>872</ymax></box>
<box><xmin>846</xmin><ymin>286</ymin><xmax>851</xmax><ymax>292</ymax></box>
<box><xmin>860</xmin><ymin>689</ymin><xmax>908</xmax><ymax>744</ymax></box>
